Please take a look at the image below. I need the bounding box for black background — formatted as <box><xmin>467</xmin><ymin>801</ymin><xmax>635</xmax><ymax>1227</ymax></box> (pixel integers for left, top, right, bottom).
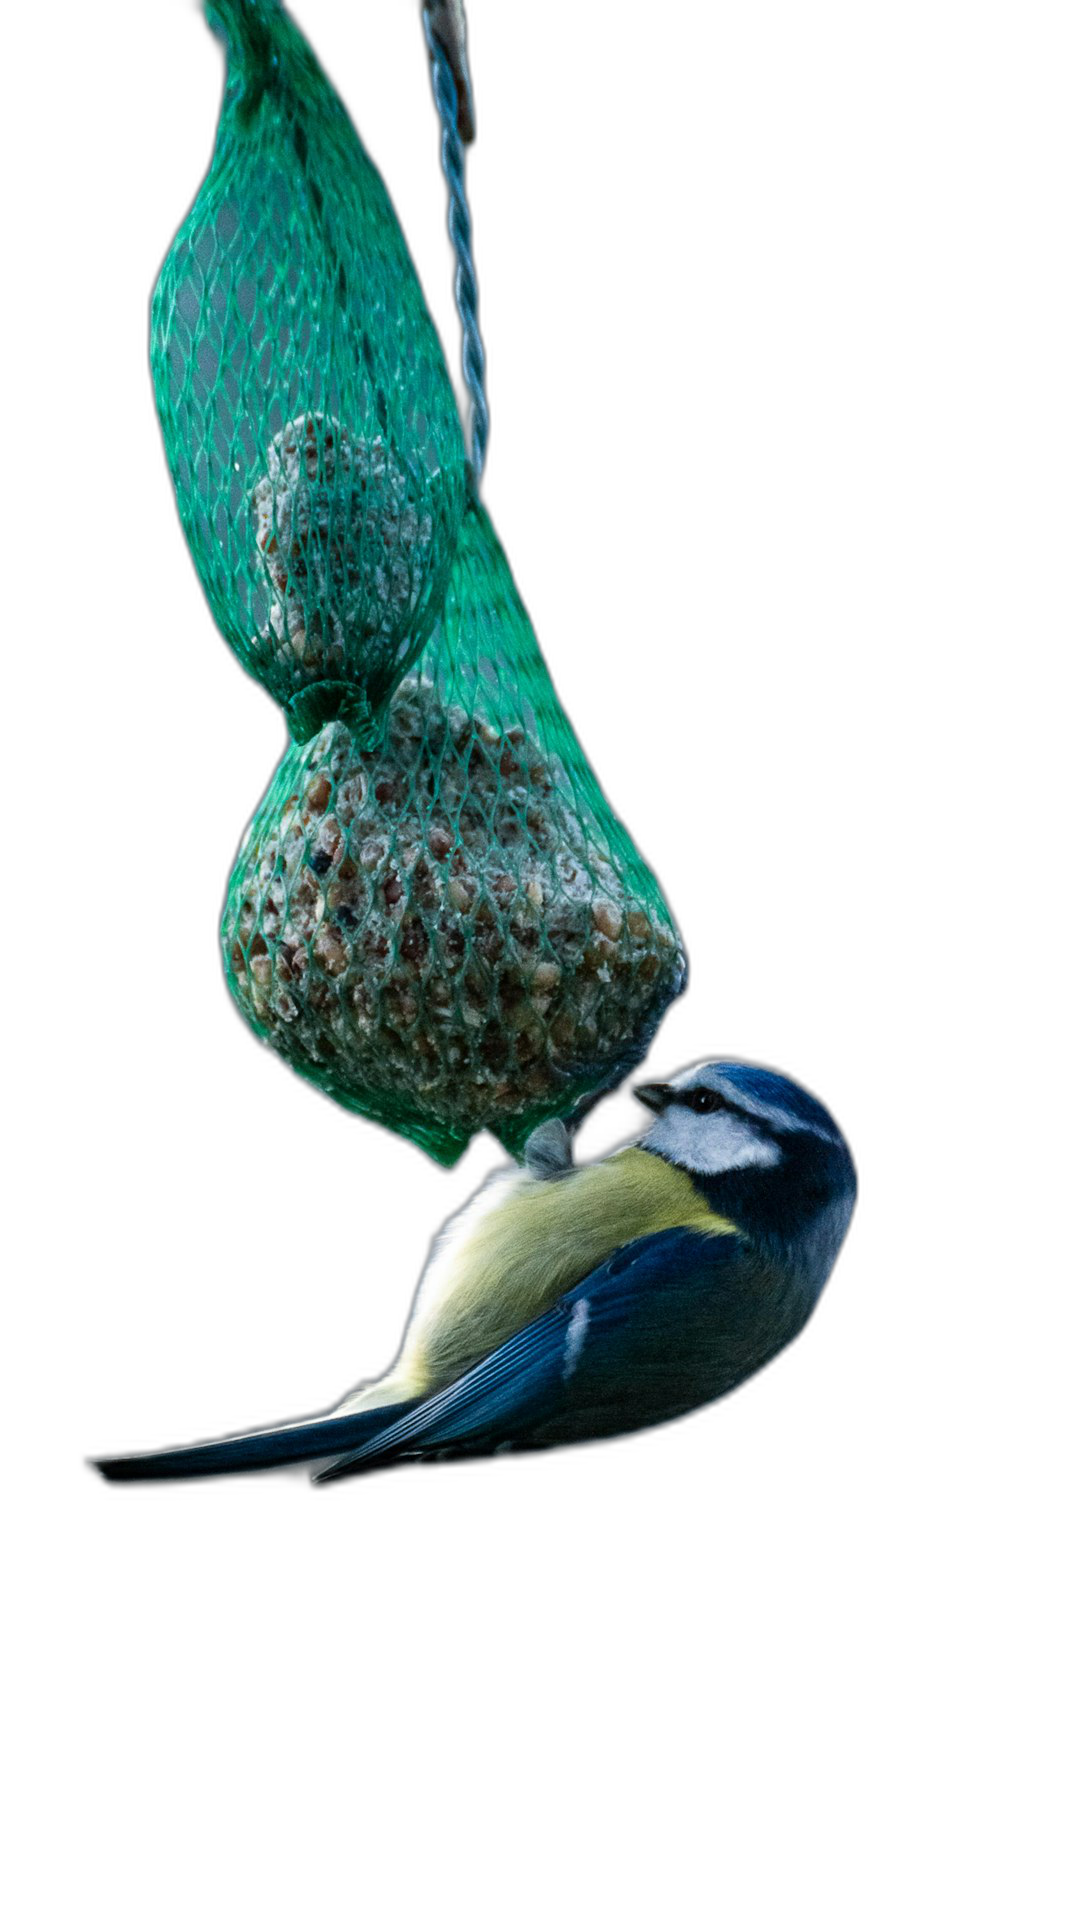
<box><xmin>67</xmin><ymin>0</ymin><xmax>903</xmax><ymax>1628</ymax></box>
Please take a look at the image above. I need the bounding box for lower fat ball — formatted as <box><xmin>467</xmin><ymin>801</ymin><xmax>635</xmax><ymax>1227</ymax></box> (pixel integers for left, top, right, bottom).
<box><xmin>223</xmin><ymin>674</ymin><xmax>686</xmax><ymax>1161</ymax></box>
<box><xmin>95</xmin><ymin>1061</ymin><xmax>857</xmax><ymax>1485</ymax></box>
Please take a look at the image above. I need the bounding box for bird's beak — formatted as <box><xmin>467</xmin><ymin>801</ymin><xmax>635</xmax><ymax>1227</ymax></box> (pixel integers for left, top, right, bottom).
<box><xmin>634</xmin><ymin>1082</ymin><xmax>672</xmax><ymax>1114</ymax></box>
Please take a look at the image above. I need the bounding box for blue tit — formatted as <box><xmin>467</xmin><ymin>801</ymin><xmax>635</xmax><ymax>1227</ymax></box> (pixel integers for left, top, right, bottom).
<box><xmin>94</xmin><ymin>1061</ymin><xmax>856</xmax><ymax>1484</ymax></box>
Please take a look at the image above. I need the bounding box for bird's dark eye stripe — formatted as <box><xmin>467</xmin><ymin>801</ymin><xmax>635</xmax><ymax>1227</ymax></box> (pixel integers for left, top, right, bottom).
<box><xmin>674</xmin><ymin>1087</ymin><xmax>738</xmax><ymax>1116</ymax></box>
<box><xmin>680</xmin><ymin>1090</ymin><xmax>722</xmax><ymax>1121</ymax></box>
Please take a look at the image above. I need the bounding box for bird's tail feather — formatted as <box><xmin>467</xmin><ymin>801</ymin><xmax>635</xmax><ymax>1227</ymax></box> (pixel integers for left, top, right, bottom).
<box><xmin>93</xmin><ymin>1399</ymin><xmax>420</xmax><ymax>1483</ymax></box>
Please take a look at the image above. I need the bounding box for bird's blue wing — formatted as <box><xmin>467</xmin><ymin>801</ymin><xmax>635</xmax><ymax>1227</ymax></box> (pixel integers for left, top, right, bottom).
<box><xmin>315</xmin><ymin>1227</ymin><xmax>761</xmax><ymax>1480</ymax></box>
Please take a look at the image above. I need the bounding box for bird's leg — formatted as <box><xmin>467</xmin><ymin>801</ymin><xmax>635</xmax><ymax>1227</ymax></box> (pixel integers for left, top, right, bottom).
<box><xmin>523</xmin><ymin>1118</ymin><xmax>573</xmax><ymax>1180</ymax></box>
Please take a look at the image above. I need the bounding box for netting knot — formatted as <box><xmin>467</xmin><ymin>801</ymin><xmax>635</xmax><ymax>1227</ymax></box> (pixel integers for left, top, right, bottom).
<box><xmin>285</xmin><ymin>680</ymin><xmax>380</xmax><ymax>747</ymax></box>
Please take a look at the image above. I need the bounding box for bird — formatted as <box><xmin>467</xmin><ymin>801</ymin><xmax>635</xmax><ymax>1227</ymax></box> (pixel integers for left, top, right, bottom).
<box><xmin>94</xmin><ymin>1060</ymin><xmax>856</xmax><ymax>1485</ymax></box>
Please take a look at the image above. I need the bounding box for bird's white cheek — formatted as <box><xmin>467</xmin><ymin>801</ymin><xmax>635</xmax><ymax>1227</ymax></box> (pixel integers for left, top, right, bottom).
<box><xmin>647</xmin><ymin>1109</ymin><xmax>781</xmax><ymax>1175</ymax></box>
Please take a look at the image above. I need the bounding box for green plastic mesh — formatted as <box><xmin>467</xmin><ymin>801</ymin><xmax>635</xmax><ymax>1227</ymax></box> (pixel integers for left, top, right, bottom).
<box><xmin>224</xmin><ymin>497</ymin><xmax>687</xmax><ymax>1163</ymax></box>
<box><xmin>152</xmin><ymin>0</ymin><xmax>466</xmax><ymax>719</ymax></box>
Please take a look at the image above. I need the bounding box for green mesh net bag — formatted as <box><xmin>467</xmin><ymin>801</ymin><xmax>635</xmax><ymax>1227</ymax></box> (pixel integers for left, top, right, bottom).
<box><xmin>224</xmin><ymin>497</ymin><xmax>686</xmax><ymax>1163</ymax></box>
<box><xmin>152</xmin><ymin>0</ymin><xmax>467</xmax><ymax>723</ymax></box>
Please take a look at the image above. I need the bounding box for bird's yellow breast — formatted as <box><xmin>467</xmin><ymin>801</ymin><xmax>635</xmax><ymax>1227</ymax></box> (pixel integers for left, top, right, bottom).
<box><xmin>402</xmin><ymin>1148</ymin><xmax>738</xmax><ymax>1394</ymax></box>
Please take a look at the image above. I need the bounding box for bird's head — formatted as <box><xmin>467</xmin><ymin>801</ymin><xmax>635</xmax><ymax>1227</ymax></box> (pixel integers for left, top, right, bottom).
<box><xmin>635</xmin><ymin>1060</ymin><xmax>856</xmax><ymax>1281</ymax></box>
<box><xmin>634</xmin><ymin>1060</ymin><xmax>846</xmax><ymax>1173</ymax></box>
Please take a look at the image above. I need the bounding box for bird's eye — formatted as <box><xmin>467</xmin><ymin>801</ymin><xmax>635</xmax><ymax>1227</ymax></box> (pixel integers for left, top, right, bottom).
<box><xmin>688</xmin><ymin>1088</ymin><xmax>725</xmax><ymax>1115</ymax></box>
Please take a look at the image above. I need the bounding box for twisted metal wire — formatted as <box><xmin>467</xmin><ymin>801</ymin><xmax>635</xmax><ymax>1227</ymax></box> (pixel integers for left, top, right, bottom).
<box><xmin>424</xmin><ymin>11</ymin><xmax>489</xmax><ymax>481</ymax></box>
